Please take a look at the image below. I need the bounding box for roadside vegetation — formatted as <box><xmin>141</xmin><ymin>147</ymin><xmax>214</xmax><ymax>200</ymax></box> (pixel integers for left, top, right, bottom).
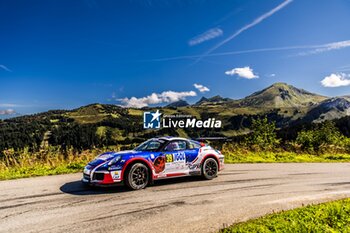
<box><xmin>220</xmin><ymin>198</ymin><xmax>350</xmax><ymax>233</ymax></box>
<box><xmin>1</xmin><ymin>116</ymin><xmax>350</xmax><ymax>180</ymax></box>
<box><xmin>222</xmin><ymin>118</ymin><xmax>350</xmax><ymax>163</ymax></box>
<box><xmin>0</xmin><ymin>147</ymin><xmax>111</xmax><ymax>180</ymax></box>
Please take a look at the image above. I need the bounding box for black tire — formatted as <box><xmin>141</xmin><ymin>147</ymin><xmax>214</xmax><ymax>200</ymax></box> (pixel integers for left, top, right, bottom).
<box><xmin>201</xmin><ymin>158</ymin><xmax>218</xmax><ymax>180</ymax></box>
<box><xmin>125</xmin><ymin>163</ymin><xmax>149</xmax><ymax>190</ymax></box>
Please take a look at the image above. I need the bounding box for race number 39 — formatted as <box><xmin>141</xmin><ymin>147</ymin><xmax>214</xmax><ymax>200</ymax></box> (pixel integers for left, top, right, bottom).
<box><xmin>165</xmin><ymin>154</ymin><xmax>173</xmax><ymax>163</ymax></box>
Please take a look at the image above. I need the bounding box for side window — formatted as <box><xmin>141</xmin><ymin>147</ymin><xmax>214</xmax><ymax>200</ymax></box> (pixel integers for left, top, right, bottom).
<box><xmin>165</xmin><ymin>141</ymin><xmax>187</xmax><ymax>151</ymax></box>
<box><xmin>189</xmin><ymin>141</ymin><xmax>201</xmax><ymax>149</ymax></box>
<box><xmin>147</xmin><ymin>141</ymin><xmax>161</xmax><ymax>151</ymax></box>
<box><xmin>178</xmin><ymin>141</ymin><xmax>187</xmax><ymax>150</ymax></box>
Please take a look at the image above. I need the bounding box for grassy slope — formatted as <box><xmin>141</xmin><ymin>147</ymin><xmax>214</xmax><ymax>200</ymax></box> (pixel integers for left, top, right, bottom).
<box><xmin>220</xmin><ymin>198</ymin><xmax>350</xmax><ymax>233</ymax></box>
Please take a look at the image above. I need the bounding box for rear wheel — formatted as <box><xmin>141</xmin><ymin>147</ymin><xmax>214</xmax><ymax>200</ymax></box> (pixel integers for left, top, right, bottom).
<box><xmin>125</xmin><ymin>163</ymin><xmax>149</xmax><ymax>190</ymax></box>
<box><xmin>202</xmin><ymin>158</ymin><xmax>218</xmax><ymax>180</ymax></box>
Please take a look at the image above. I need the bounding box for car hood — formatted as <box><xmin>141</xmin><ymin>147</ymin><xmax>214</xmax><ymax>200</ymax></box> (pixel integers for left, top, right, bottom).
<box><xmin>88</xmin><ymin>150</ymin><xmax>152</xmax><ymax>167</ymax></box>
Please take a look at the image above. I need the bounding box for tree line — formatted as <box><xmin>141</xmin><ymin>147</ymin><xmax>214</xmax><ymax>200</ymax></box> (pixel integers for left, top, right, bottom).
<box><xmin>1</xmin><ymin>113</ymin><xmax>350</xmax><ymax>157</ymax></box>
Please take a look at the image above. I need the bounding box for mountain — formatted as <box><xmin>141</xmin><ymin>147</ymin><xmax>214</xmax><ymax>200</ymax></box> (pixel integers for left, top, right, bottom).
<box><xmin>236</xmin><ymin>83</ymin><xmax>327</xmax><ymax>108</ymax></box>
<box><xmin>195</xmin><ymin>95</ymin><xmax>232</xmax><ymax>105</ymax></box>
<box><xmin>302</xmin><ymin>97</ymin><xmax>350</xmax><ymax>123</ymax></box>
<box><xmin>2</xmin><ymin>82</ymin><xmax>350</xmax><ymax>150</ymax></box>
<box><xmin>165</xmin><ymin>100</ymin><xmax>189</xmax><ymax>108</ymax></box>
<box><xmin>195</xmin><ymin>97</ymin><xmax>209</xmax><ymax>105</ymax></box>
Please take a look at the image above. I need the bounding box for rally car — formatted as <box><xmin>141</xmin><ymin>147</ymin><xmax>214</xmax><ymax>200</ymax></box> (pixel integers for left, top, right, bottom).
<box><xmin>82</xmin><ymin>137</ymin><xmax>224</xmax><ymax>190</ymax></box>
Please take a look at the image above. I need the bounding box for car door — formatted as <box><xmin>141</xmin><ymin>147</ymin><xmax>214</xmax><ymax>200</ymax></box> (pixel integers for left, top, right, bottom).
<box><xmin>185</xmin><ymin>141</ymin><xmax>201</xmax><ymax>163</ymax></box>
<box><xmin>162</xmin><ymin>140</ymin><xmax>187</xmax><ymax>174</ymax></box>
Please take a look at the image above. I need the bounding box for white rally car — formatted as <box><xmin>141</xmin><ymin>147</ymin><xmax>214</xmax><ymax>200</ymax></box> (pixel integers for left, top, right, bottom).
<box><xmin>82</xmin><ymin>137</ymin><xmax>224</xmax><ymax>190</ymax></box>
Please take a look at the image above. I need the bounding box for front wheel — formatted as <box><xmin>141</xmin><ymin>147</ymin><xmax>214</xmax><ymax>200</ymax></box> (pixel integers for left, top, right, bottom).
<box><xmin>202</xmin><ymin>158</ymin><xmax>218</xmax><ymax>180</ymax></box>
<box><xmin>125</xmin><ymin>163</ymin><xmax>149</xmax><ymax>190</ymax></box>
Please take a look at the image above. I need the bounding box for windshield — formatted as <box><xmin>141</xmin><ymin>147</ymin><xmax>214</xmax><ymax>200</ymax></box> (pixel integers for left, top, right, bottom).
<box><xmin>134</xmin><ymin>139</ymin><xmax>165</xmax><ymax>152</ymax></box>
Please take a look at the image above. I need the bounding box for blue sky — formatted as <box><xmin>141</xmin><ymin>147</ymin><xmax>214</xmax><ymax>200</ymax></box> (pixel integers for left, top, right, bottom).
<box><xmin>1</xmin><ymin>0</ymin><xmax>350</xmax><ymax>114</ymax></box>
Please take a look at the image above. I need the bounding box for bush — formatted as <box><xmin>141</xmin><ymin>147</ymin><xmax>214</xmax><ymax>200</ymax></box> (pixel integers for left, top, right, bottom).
<box><xmin>246</xmin><ymin>117</ymin><xmax>280</xmax><ymax>150</ymax></box>
<box><xmin>296</xmin><ymin>121</ymin><xmax>346</xmax><ymax>153</ymax></box>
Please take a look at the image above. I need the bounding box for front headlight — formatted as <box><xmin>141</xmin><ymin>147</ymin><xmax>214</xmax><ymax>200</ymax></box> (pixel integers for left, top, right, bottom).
<box><xmin>108</xmin><ymin>155</ymin><xmax>122</xmax><ymax>166</ymax></box>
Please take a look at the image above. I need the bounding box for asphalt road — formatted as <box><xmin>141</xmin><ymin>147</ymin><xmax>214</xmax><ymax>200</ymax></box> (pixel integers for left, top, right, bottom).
<box><xmin>1</xmin><ymin>163</ymin><xmax>350</xmax><ymax>233</ymax></box>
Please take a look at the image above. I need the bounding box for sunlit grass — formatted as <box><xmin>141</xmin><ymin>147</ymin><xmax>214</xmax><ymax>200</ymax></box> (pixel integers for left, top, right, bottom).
<box><xmin>221</xmin><ymin>143</ymin><xmax>350</xmax><ymax>163</ymax></box>
<box><xmin>1</xmin><ymin>144</ymin><xmax>350</xmax><ymax>180</ymax></box>
<box><xmin>224</xmin><ymin>151</ymin><xmax>350</xmax><ymax>163</ymax></box>
<box><xmin>220</xmin><ymin>199</ymin><xmax>350</xmax><ymax>233</ymax></box>
<box><xmin>0</xmin><ymin>147</ymin><xmax>119</xmax><ymax>180</ymax></box>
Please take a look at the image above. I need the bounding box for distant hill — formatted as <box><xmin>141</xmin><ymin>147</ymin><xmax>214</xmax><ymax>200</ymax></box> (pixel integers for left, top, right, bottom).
<box><xmin>195</xmin><ymin>95</ymin><xmax>232</xmax><ymax>105</ymax></box>
<box><xmin>301</xmin><ymin>97</ymin><xmax>350</xmax><ymax>123</ymax></box>
<box><xmin>166</xmin><ymin>100</ymin><xmax>189</xmax><ymax>108</ymax></box>
<box><xmin>2</xmin><ymin>83</ymin><xmax>347</xmax><ymax>126</ymax></box>
<box><xmin>236</xmin><ymin>83</ymin><xmax>327</xmax><ymax>108</ymax></box>
<box><xmin>1</xmin><ymin>82</ymin><xmax>350</xmax><ymax>152</ymax></box>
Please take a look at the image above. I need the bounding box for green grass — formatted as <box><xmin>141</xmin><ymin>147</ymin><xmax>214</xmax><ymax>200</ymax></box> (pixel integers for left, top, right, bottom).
<box><xmin>221</xmin><ymin>143</ymin><xmax>350</xmax><ymax>163</ymax></box>
<box><xmin>0</xmin><ymin>147</ymin><xmax>107</xmax><ymax>180</ymax></box>
<box><xmin>220</xmin><ymin>198</ymin><xmax>350</xmax><ymax>233</ymax></box>
<box><xmin>224</xmin><ymin>151</ymin><xmax>350</xmax><ymax>163</ymax></box>
<box><xmin>0</xmin><ymin>161</ymin><xmax>88</xmax><ymax>180</ymax></box>
<box><xmin>1</xmin><ymin>145</ymin><xmax>350</xmax><ymax>180</ymax></box>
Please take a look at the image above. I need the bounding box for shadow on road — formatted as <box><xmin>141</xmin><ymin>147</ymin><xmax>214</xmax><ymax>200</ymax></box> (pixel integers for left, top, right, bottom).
<box><xmin>60</xmin><ymin>181</ymin><xmax>130</xmax><ymax>195</ymax></box>
<box><xmin>60</xmin><ymin>176</ymin><xmax>206</xmax><ymax>195</ymax></box>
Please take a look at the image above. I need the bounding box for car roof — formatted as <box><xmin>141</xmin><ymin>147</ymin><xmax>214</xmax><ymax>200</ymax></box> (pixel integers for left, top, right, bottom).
<box><xmin>155</xmin><ymin>136</ymin><xmax>192</xmax><ymax>142</ymax></box>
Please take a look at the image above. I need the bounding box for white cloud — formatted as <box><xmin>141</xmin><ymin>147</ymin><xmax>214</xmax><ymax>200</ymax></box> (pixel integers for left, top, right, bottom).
<box><xmin>225</xmin><ymin>66</ymin><xmax>259</xmax><ymax>79</ymax></box>
<box><xmin>0</xmin><ymin>109</ymin><xmax>16</xmax><ymax>115</ymax></box>
<box><xmin>298</xmin><ymin>40</ymin><xmax>350</xmax><ymax>56</ymax></box>
<box><xmin>0</xmin><ymin>64</ymin><xmax>12</xmax><ymax>72</ymax></box>
<box><xmin>195</xmin><ymin>0</ymin><xmax>293</xmax><ymax>62</ymax></box>
<box><xmin>119</xmin><ymin>90</ymin><xmax>197</xmax><ymax>108</ymax></box>
<box><xmin>189</xmin><ymin>28</ymin><xmax>223</xmax><ymax>46</ymax></box>
<box><xmin>193</xmin><ymin>83</ymin><xmax>210</xmax><ymax>93</ymax></box>
<box><xmin>269</xmin><ymin>73</ymin><xmax>276</xmax><ymax>77</ymax></box>
<box><xmin>321</xmin><ymin>73</ymin><xmax>350</xmax><ymax>87</ymax></box>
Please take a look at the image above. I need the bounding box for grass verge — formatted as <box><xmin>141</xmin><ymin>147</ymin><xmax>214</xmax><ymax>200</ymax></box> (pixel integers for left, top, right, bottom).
<box><xmin>224</xmin><ymin>151</ymin><xmax>350</xmax><ymax>163</ymax></box>
<box><xmin>220</xmin><ymin>198</ymin><xmax>350</xmax><ymax>233</ymax></box>
<box><xmin>1</xmin><ymin>147</ymin><xmax>350</xmax><ymax>180</ymax></box>
<box><xmin>0</xmin><ymin>161</ymin><xmax>89</xmax><ymax>180</ymax></box>
<box><xmin>0</xmin><ymin>148</ymin><xmax>101</xmax><ymax>180</ymax></box>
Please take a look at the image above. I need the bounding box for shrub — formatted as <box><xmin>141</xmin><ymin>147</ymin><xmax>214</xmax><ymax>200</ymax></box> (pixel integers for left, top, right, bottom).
<box><xmin>296</xmin><ymin>121</ymin><xmax>346</xmax><ymax>153</ymax></box>
<box><xmin>246</xmin><ymin>117</ymin><xmax>280</xmax><ymax>150</ymax></box>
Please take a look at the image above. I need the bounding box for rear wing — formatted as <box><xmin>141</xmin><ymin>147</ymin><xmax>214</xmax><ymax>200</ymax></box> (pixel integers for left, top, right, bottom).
<box><xmin>193</xmin><ymin>137</ymin><xmax>231</xmax><ymax>147</ymax></box>
<box><xmin>194</xmin><ymin>137</ymin><xmax>231</xmax><ymax>142</ymax></box>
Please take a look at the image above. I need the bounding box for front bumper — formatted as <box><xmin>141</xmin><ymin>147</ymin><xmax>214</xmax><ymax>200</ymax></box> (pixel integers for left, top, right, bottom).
<box><xmin>82</xmin><ymin>166</ymin><xmax>123</xmax><ymax>187</ymax></box>
<box><xmin>82</xmin><ymin>176</ymin><xmax>123</xmax><ymax>187</ymax></box>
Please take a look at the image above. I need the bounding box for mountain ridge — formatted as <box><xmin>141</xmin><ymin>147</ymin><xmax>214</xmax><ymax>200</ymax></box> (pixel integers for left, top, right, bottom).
<box><xmin>166</xmin><ymin>100</ymin><xmax>189</xmax><ymax>108</ymax></box>
<box><xmin>194</xmin><ymin>95</ymin><xmax>232</xmax><ymax>105</ymax></box>
<box><xmin>1</xmin><ymin>82</ymin><xmax>350</xmax><ymax>147</ymax></box>
<box><xmin>1</xmin><ymin>82</ymin><xmax>348</xmax><ymax>127</ymax></box>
